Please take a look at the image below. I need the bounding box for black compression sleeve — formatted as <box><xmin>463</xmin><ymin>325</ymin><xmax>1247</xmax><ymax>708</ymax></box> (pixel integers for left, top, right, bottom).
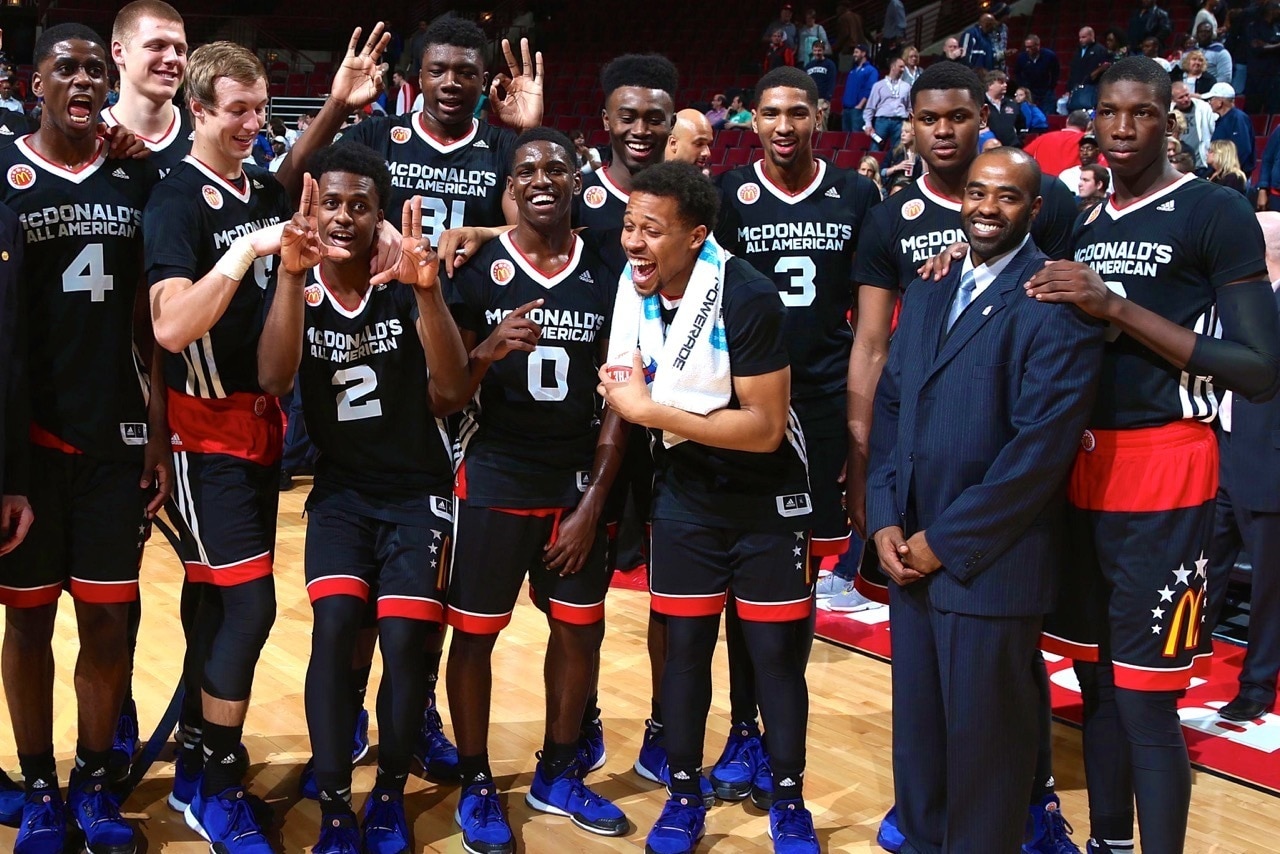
<box><xmin>1185</xmin><ymin>280</ymin><xmax>1280</xmax><ymax>402</ymax></box>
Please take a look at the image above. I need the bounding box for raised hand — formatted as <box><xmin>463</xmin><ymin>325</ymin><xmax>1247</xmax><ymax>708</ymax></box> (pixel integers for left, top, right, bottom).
<box><xmin>329</xmin><ymin>23</ymin><xmax>391</xmax><ymax>111</ymax></box>
<box><xmin>490</xmin><ymin>38</ymin><xmax>544</xmax><ymax>131</ymax></box>
<box><xmin>99</xmin><ymin>122</ymin><xmax>149</xmax><ymax>161</ymax></box>
<box><xmin>280</xmin><ymin>173</ymin><xmax>327</xmax><ymax>274</ymax></box>
<box><xmin>395</xmin><ymin>196</ymin><xmax>442</xmax><ymax>290</ymax></box>
<box><xmin>475</xmin><ymin>298</ymin><xmax>543</xmax><ymax>363</ymax></box>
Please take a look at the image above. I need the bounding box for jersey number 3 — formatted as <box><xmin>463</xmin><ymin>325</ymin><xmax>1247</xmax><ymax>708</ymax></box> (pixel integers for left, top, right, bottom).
<box><xmin>62</xmin><ymin>243</ymin><xmax>114</xmax><ymax>302</ymax></box>
<box><xmin>775</xmin><ymin>256</ymin><xmax>816</xmax><ymax>307</ymax></box>
<box><xmin>334</xmin><ymin>365</ymin><xmax>383</xmax><ymax>421</ymax></box>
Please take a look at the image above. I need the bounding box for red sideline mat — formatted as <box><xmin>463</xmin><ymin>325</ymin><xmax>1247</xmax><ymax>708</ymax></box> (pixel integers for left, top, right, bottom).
<box><xmin>608</xmin><ymin>567</ymin><xmax>1280</xmax><ymax>795</ymax></box>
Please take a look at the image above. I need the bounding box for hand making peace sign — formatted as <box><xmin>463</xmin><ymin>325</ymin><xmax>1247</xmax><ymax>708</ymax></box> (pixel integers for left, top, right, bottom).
<box><xmin>393</xmin><ymin>196</ymin><xmax>443</xmax><ymax>291</ymax></box>
<box><xmin>330</xmin><ymin>23</ymin><xmax>392</xmax><ymax>112</ymax></box>
<box><xmin>280</xmin><ymin>173</ymin><xmax>351</xmax><ymax>275</ymax></box>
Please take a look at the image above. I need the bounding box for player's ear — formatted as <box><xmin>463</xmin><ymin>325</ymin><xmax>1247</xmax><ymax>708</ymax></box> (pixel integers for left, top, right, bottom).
<box><xmin>689</xmin><ymin>223</ymin><xmax>707</xmax><ymax>252</ymax></box>
<box><xmin>573</xmin><ymin>167</ymin><xmax>582</xmax><ymax>197</ymax></box>
<box><xmin>110</xmin><ymin>39</ymin><xmax>126</xmax><ymax>68</ymax></box>
<box><xmin>30</xmin><ymin>71</ymin><xmax>42</xmax><ymax>99</ymax></box>
<box><xmin>600</xmin><ymin>107</ymin><xmax>608</xmax><ymax>132</ymax></box>
<box><xmin>750</xmin><ymin>109</ymin><xmax>758</xmax><ymax>135</ymax></box>
<box><xmin>506</xmin><ymin>174</ymin><xmax>515</xmax><ymax>199</ymax></box>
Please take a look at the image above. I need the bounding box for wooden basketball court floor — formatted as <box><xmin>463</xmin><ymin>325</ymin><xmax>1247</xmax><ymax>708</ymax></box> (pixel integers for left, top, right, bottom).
<box><xmin>0</xmin><ymin>485</ymin><xmax>1275</xmax><ymax>852</ymax></box>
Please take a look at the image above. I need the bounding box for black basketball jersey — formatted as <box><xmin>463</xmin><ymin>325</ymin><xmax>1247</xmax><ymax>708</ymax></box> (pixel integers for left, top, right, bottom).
<box><xmin>446</xmin><ymin>231</ymin><xmax>615</xmax><ymax>508</ymax></box>
<box><xmin>1071</xmin><ymin>175</ymin><xmax>1267</xmax><ymax>429</ymax></box>
<box><xmin>0</xmin><ymin>108</ymin><xmax>31</xmax><ymax>148</ymax></box>
<box><xmin>854</xmin><ymin>173</ymin><xmax>1077</xmax><ymax>291</ymax></box>
<box><xmin>285</xmin><ymin>270</ymin><xmax>455</xmax><ymax>516</ymax></box>
<box><xmin>716</xmin><ymin>160</ymin><xmax>880</xmax><ymax>434</ymax></box>
<box><xmin>338</xmin><ymin>114</ymin><xmax>515</xmax><ymax>243</ymax></box>
<box><xmin>573</xmin><ymin>166</ymin><xmax>631</xmax><ymax>231</ymax></box>
<box><xmin>0</xmin><ymin>136</ymin><xmax>155</xmax><ymax>461</ymax></box>
<box><xmin>144</xmin><ymin>156</ymin><xmax>292</xmax><ymax>398</ymax></box>
<box><xmin>649</xmin><ymin>256</ymin><xmax>813</xmax><ymax>531</ymax></box>
<box><xmin>101</xmin><ymin>103</ymin><xmax>194</xmax><ymax>180</ymax></box>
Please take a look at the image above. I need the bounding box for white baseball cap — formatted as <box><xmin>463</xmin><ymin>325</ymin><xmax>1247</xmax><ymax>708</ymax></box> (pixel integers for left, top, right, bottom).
<box><xmin>1206</xmin><ymin>82</ymin><xmax>1236</xmax><ymax>100</ymax></box>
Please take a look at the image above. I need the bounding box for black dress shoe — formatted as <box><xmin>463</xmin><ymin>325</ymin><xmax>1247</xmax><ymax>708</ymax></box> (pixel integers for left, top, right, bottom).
<box><xmin>1218</xmin><ymin>695</ymin><xmax>1272</xmax><ymax>722</ymax></box>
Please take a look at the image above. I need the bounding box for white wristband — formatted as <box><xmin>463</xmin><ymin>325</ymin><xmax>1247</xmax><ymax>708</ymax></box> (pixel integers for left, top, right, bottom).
<box><xmin>214</xmin><ymin>234</ymin><xmax>259</xmax><ymax>282</ymax></box>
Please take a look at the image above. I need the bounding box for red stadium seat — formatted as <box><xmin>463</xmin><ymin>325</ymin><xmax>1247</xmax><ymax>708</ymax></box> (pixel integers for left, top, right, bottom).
<box><xmin>717</xmin><ymin>129</ymin><xmax>742</xmax><ymax>148</ymax></box>
<box><xmin>1253</xmin><ymin>114</ymin><xmax>1270</xmax><ymax>135</ymax></box>
<box><xmin>834</xmin><ymin>149</ymin><xmax>860</xmax><ymax>170</ymax></box>
<box><xmin>724</xmin><ymin>147</ymin><xmax>750</xmax><ymax>167</ymax></box>
<box><xmin>847</xmin><ymin>132</ymin><xmax>872</xmax><ymax>151</ymax></box>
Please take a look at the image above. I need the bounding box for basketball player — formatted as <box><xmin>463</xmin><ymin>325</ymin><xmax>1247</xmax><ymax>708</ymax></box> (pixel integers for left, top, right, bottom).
<box><xmin>257</xmin><ymin>143</ymin><xmax>470</xmax><ymax>854</ymax></box>
<box><xmin>710</xmin><ymin>65</ymin><xmax>878</xmax><ymax>808</ymax></box>
<box><xmin>1027</xmin><ymin>57</ymin><xmax>1280</xmax><ymax>854</ymax></box>
<box><xmin>600</xmin><ymin>160</ymin><xmax>818</xmax><ymax>854</ymax></box>
<box><xmin>144</xmin><ymin>41</ymin><xmax>292</xmax><ymax>851</ymax></box>
<box><xmin>283</xmin><ymin>16</ymin><xmax>545</xmax><ymax>782</ymax></box>
<box><xmin>0</xmin><ymin>23</ymin><xmax>167</xmax><ymax>854</ymax></box>
<box><xmin>848</xmin><ymin>61</ymin><xmax>1082</xmax><ymax>853</ymax></box>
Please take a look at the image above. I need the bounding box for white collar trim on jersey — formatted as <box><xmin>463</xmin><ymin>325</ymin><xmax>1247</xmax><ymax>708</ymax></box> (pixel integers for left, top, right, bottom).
<box><xmin>15</xmin><ymin>135</ymin><xmax>106</xmax><ymax>183</ymax></box>
<box><xmin>753</xmin><ymin>158</ymin><xmax>827</xmax><ymax>205</ymax></box>
<box><xmin>316</xmin><ymin>267</ymin><xmax>374</xmax><ymax>319</ymax></box>
<box><xmin>412</xmin><ymin>114</ymin><xmax>478</xmax><ymax>153</ymax></box>
<box><xmin>1104</xmin><ymin>173</ymin><xmax>1196</xmax><ymax>221</ymax></box>
<box><xmin>596</xmin><ymin>166</ymin><xmax>630</xmax><ymax>203</ymax></box>
<box><xmin>917</xmin><ymin>175</ymin><xmax>962</xmax><ymax>212</ymax></box>
<box><xmin>102</xmin><ymin>103</ymin><xmax>181</xmax><ymax>152</ymax></box>
<box><xmin>500</xmin><ymin>230</ymin><xmax>584</xmax><ymax>289</ymax></box>
<box><xmin>183</xmin><ymin>155</ymin><xmax>252</xmax><ymax>203</ymax></box>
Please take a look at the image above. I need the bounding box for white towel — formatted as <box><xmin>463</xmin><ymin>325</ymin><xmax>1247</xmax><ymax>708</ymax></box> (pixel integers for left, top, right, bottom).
<box><xmin>607</xmin><ymin>236</ymin><xmax>732</xmax><ymax>447</ymax></box>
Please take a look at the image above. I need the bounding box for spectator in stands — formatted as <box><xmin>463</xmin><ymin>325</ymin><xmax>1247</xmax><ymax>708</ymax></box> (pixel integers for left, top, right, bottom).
<box><xmin>1173</xmin><ymin>150</ymin><xmax>1198</xmax><ymax>172</ymax></box>
<box><xmin>1103</xmin><ymin>27</ymin><xmax>1130</xmax><ymax>60</ymax></box>
<box><xmin>1209</xmin><ymin>137</ymin><xmax>1251</xmax><ymax>194</ymax></box>
<box><xmin>405</xmin><ymin>19</ymin><xmax>428</xmax><ymax>75</ymax></box>
<box><xmin>1068</xmin><ymin>27</ymin><xmax>1112</xmax><ymax>110</ymax></box>
<box><xmin>943</xmin><ymin>36</ymin><xmax>964</xmax><ymax>62</ymax></box>
<box><xmin>1139</xmin><ymin>35</ymin><xmax>1173</xmax><ymax>70</ymax></box>
<box><xmin>762</xmin><ymin>3</ymin><xmax>798</xmax><ymax>50</ymax></box>
<box><xmin>267</xmin><ymin>135</ymin><xmax>287</xmax><ymax>172</ymax></box>
<box><xmin>960</xmin><ymin>13</ymin><xmax>998</xmax><ymax>70</ymax></box>
<box><xmin>842</xmin><ymin>43</ymin><xmax>878</xmax><ymax>131</ymax></box>
<box><xmin>817</xmin><ymin>97</ymin><xmax>831</xmax><ymax>129</ymax></box>
<box><xmin>765</xmin><ymin>28</ymin><xmax>796</xmax><ymax>70</ymax></box>
<box><xmin>1172</xmin><ymin>49</ymin><xmax>1217</xmax><ymax>94</ymax></box>
<box><xmin>573</xmin><ymin>130</ymin><xmax>603</xmax><ymax>173</ymax></box>
<box><xmin>1015</xmin><ymin>86</ymin><xmax>1049</xmax><ymax>131</ymax></box>
<box><xmin>1024</xmin><ymin>108</ymin><xmax>1091</xmax><ymax>175</ymax></box>
<box><xmin>989</xmin><ymin>3</ymin><xmax>1013</xmax><ymax>63</ymax></box>
<box><xmin>886</xmin><ymin>173</ymin><xmax>913</xmax><ymax>195</ymax></box>
<box><xmin>1077</xmin><ymin>162</ymin><xmax>1111</xmax><ymax>207</ymax></box>
<box><xmin>705</xmin><ymin>93</ymin><xmax>729</xmax><ymax>129</ymax></box>
<box><xmin>1167</xmin><ymin>134</ymin><xmax>1184</xmax><ymax>162</ymax></box>
<box><xmin>1172</xmin><ymin>80</ymin><xmax>1217</xmax><ymax>169</ymax></box>
<box><xmin>983</xmin><ymin>70</ymin><xmax>1022</xmax><ymax>147</ymax></box>
<box><xmin>1224</xmin><ymin>6</ymin><xmax>1253</xmax><ymax>93</ymax></box>
<box><xmin>1209</xmin><ymin>80</ymin><xmax>1256</xmax><ymax>172</ymax></box>
<box><xmin>1128</xmin><ymin>0</ymin><xmax>1173</xmax><ymax>52</ymax></box>
<box><xmin>806</xmin><ymin>40</ymin><xmax>838</xmax><ymax>101</ymax></box>
<box><xmin>390</xmin><ymin>69</ymin><xmax>415</xmax><ymax>115</ymax></box>
<box><xmin>1195</xmin><ymin>0</ymin><xmax>1220</xmax><ymax>38</ymax></box>
<box><xmin>1246</xmin><ymin>1</ymin><xmax>1280</xmax><ymax>115</ymax></box>
<box><xmin>881</xmin><ymin>0</ymin><xmax>907</xmax><ymax>58</ymax></box>
<box><xmin>1015</xmin><ymin>34</ymin><xmax>1060</xmax><ymax>111</ymax></box>
<box><xmin>1196</xmin><ymin>20</ymin><xmax>1234</xmax><ymax>86</ymax></box>
<box><xmin>797</xmin><ymin>8</ymin><xmax>829</xmax><ymax>64</ymax></box>
<box><xmin>724</xmin><ymin>93</ymin><xmax>754</xmax><ymax>128</ymax></box>
<box><xmin>901</xmin><ymin>44</ymin><xmax>922</xmax><ymax>86</ymax></box>
<box><xmin>864</xmin><ymin>56</ymin><xmax>910</xmax><ymax>150</ymax></box>
<box><xmin>667</xmin><ymin>108</ymin><xmax>714</xmax><ymax>175</ymax></box>
<box><xmin>882</xmin><ymin>121</ymin><xmax>917</xmax><ymax>179</ymax></box>
<box><xmin>832</xmin><ymin>2</ymin><xmax>865</xmax><ymax>73</ymax></box>
<box><xmin>858</xmin><ymin>154</ymin><xmax>886</xmax><ymax>196</ymax></box>
<box><xmin>1058</xmin><ymin>133</ymin><xmax>1108</xmax><ymax>196</ymax></box>
<box><xmin>1258</xmin><ymin>121</ymin><xmax>1280</xmax><ymax>210</ymax></box>
<box><xmin>0</xmin><ymin>77</ymin><xmax>22</xmax><ymax>113</ymax></box>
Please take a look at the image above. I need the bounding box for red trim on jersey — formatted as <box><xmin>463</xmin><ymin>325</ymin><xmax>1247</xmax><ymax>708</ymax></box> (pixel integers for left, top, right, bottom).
<box><xmin>29</xmin><ymin>424</ymin><xmax>82</xmax><ymax>454</ymax></box>
<box><xmin>68</xmin><ymin>577</ymin><xmax>138</xmax><ymax>604</ymax></box>
<box><xmin>810</xmin><ymin>535</ymin><xmax>850</xmax><ymax>557</ymax></box>
<box><xmin>21</xmin><ymin>137</ymin><xmax>105</xmax><ymax>175</ymax></box>
<box><xmin>758</xmin><ymin>159</ymin><xmax>822</xmax><ymax>197</ymax></box>
<box><xmin>597</xmin><ymin>166</ymin><xmax>630</xmax><ymax>201</ymax></box>
<box><xmin>921</xmin><ymin>174</ymin><xmax>961</xmax><ymax>204</ymax></box>
<box><xmin>185</xmin><ymin>552</ymin><xmax>273</xmax><ymax>586</ymax></box>
<box><xmin>0</xmin><ymin>583</ymin><xmax>62</xmax><ymax>608</ymax></box>
<box><xmin>454</xmin><ymin>461</ymin><xmax>468</xmax><ymax>500</ymax></box>
<box><xmin>415</xmin><ymin>113</ymin><xmax>477</xmax><ymax>147</ymax></box>
<box><xmin>378</xmin><ymin>595</ymin><xmax>444</xmax><ymax>623</ymax></box>
<box><xmin>853</xmin><ymin>573</ymin><xmax>889</xmax><ymax>605</ymax></box>
<box><xmin>306</xmin><ymin>575</ymin><xmax>370</xmax><ymax>603</ymax></box>
<box><xmin>187</xmin><ymin>155</ymin><xmax>249</xmax><ymax>196</ymax></box>
<box><xmin>104</xmin><ymin>105</ymin><xmax>177</xmax><ymax>146</ymax></box>
<box><xmin>1113</xmin><ymin>653</ymin><xmax>1212</xmax><ymax>691</ymax></box>
<box><xmin>507</xmin><ymin>233</ymin><xmax>580</xmax><ymax>280</ymax></box>
<box><xmin>1068</xmin><ymin>421</ymin><xmax>1217</xmax><ymax>513</ymax></box>
<box><xmin>1040</xmin><ymin>632</ymin><xmax>1100</xmax><ymax>662</ymax></box>
<box><xmin>495</xmin><ymin>506</ymin><xmax>565</xmax><ymax>545</ymax></box>
<box><xmin>650</xmin><ymin>591</ymin><xmax>726</xmax><ymax>618</ymax></box>
<box><xmin>734</xmin><ymin>597</ymin><xmax>812</xmax><ymax>622</ymax></box>
<box><xmin>167</xmin><ymin>390</ymin><xmax>283</xmax><ymax>466</ymax></box>
<box><xmin>1106</xmin><ymin>173</ymin><xmax>1194</xmax><ymax>213</ymax></box>
<box><xmin>446</xmin><ymin>606</ymin><xmax>513</xmax><ymax>634</ymax></box>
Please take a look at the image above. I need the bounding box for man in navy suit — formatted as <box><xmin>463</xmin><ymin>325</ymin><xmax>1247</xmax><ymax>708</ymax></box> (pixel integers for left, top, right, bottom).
<box><xmin>1206</xmin><ymin>211</ymin><xmax>1280</xmax><ymax>723</ymax></box>
<box><xmin>867</xmin><ymin>147</ymin><xmax>1105</xmax><ymax>852</ymax></box>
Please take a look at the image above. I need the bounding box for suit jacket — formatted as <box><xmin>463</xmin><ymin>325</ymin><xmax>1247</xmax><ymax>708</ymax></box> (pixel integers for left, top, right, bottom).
<box><xmin>866</xmin><ymin>241</ymin><xmax>1105</xmax><ymax>616</ymax></box>
<box><xmin>1225</xmin><ymin>287</ymin><xmax>1280</xmax><ymax>513</ymax></box>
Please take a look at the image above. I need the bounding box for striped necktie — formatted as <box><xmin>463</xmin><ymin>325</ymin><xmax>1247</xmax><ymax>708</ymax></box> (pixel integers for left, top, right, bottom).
<box><xmin>946</xmin><ymin>269</ymin><xmax>977</xmax><ymax>331</ymax></box>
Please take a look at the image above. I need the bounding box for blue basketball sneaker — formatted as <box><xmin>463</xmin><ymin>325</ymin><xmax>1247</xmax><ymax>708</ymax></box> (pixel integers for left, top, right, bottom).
<box><xmin>633</xmin><ymin>721</ymin><xmax>715</xmax><ymax>807</ymax></box>
<box><xmin>312</xmin><ymin>811</ymin><xmax>361</xmax><ymax>854</ymax></box>
<box><xmin>168</xmin><ymin>757</ymin><xmax>201</xmax><ymax>812</ymax></box>
<box><xmin>709</xmin><ymin>723</ymin><xmax>762</xmax><ymax>801</ymax></box>
<box><xmin>525</xmin><ymin>756</ymin><xmax>628</xmax><ymax>836</ymax></box>
<box><xmin>876</xmin><ymin>806</ymin><xmax>904</xmax><ymax>852</ymax></box>
<box><xmin>185</xmin><ymin>785</ymin><xmax>273</xmax><ymax>853</ymax></box>
<box><xmin>769</xmin><ymin>799</ymin><xmax>819</xmax><ymax>854</ymax></box>
<box><xmin>749</xmin><ymin>742</ymin><xmax>774</xmax><ymax>809</ymax></box>
<box><xmin>68</xmin><ymin>769</ymin><xmax>135</xmax><ymax>854</ymax></box>
<box><xmin>112</xmin><ymin>699</ymin><xmax>140</xmax><ymax>771</ymax></box>
<box><xmin>644</xmin><ymin>795</ymin><xmax>706</xmax><ymax>854</ymax></box>
<box><xmin>415</xmin><ymin>699</ymin><xmax>460</xmax><ymax>782</ymax></box>
<box><xmin>300</xmin><ymin>708</ymin><xmax>373</xmax><ymax>799</ymax></box>
<box><xmin>1023</xmin><ymin>793</ymin><xmax>1082</xmax><ymax>854</ymax></box>
<box><xmin>0</xmin><ymin>768</ymin><xmax>25</xmax><ymax>826</ymax></box>
<box><xmin>361</xmin><ymin>788</ymin><xmax>411</xmax><ymax>854</ymax></box>
<box><xmin>576</xmin><ymin>716</ymin><xmax>606</xmax><ymax>773</ymax></box>
<box><xmin>455</xmin><ymin>782</ymin><xmax>513</xmax><ymax>854</ymax></box>
<box><xmin>14</xmin><ymin>789</ymin><xmax>66</xmax><ymax>854</ymax></box>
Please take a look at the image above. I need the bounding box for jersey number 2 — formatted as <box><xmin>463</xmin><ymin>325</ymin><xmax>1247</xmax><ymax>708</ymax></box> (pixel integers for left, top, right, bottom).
<box><xmin>62</xmin><ymin>243</ymin><xmax>114</xmax><ymax>302</ymax></box>
<box><xmin>334</xmin><ymin>366</ymin><xmax>382</xmax><ymax>421</ymax></box>
<box><xmin>775</xmin><ymin>256</ymin><xmax>816</xmax><ymax>307</ymax></box>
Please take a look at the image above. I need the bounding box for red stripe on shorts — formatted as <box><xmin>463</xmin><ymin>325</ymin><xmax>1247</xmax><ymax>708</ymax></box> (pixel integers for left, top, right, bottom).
<box><xmin>185</xmin><ymin>552</ymin><xmax>273</xmax><ymax>586</ymax></box>
<box><xmin>68</xmin><ymin>577</ymin><xmax>138</xmax><ymax>604</ymax></box>
<box><xmin>1041</xmin><ymin>632</ymin><xmax>1100</xmax><ymax>662</ymax></box>
<box><xmin>306</xmin><ymin>575</ymin><xmax>369</xmax><ymax>603</ymax></box>
<box><xmin>1068</xmin><ymin>421</ymin><xmax>1217</xmax><ymax>512</ymax></box>
<box><xmin>547</xmin><ymin>597</ymin><xmax>605</xmax><ymax>625</ymax></box>
<box><xmin>1114</xmin><ymin>653</ymin><xmax>1212</xmax><ymax>691</ymax></box>
<box><xmin>734</xmin><ymin>596</ymin><xmax>812</xmax><ymax>622</ymax></box>
<box><xmin>378</xmin><ymin>595</ymin><xmax>443</xmax><ymax>623</ymax></box>
<box><xmin>29</xmin><ymin>424</ymin><xmax>83</xmax><ymax>454</ymax></box>
<box><xmin>854</xmin><ymin>574</ymin><xmax>890</xmax><ymax>605</ymax></box>
<box><xmin>810</xmin><ymin>535</ymin><xmax>850</xmax><ymax>558</ymax></box>
<box><xmin>167</xmin><ymin>390</ymin><xmax>283</xmax><ymax>466</ymax></box>
<box><xmin>650</xmin><ymin>591</ymin><xmax>726</xmax><ymax>618</ymax></box>
<box><xmin>0</xmin><ymin>583</ymin><xmax>62</xmax><ymax>608</ymax></box>
<box><xmin>446</xmin><ymin>606</ymin><xmax>512</xmax><ymax>634</ymax></box>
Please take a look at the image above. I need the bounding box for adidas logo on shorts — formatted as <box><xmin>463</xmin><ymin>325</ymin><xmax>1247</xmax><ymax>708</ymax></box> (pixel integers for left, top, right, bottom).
<box><xmin>824</xmin><ymin>187</ymin><xmax>840</xmax><ymax>198</ymax></box>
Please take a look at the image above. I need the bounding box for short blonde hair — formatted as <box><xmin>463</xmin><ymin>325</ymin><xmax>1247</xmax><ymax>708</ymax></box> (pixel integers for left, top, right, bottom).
<box><xmin>184</xmin><ymin>41</ymin><xmax>266</xmax><ymax>110</ymax></box>
<box><xmin>1210</xmin><ymin>139</ymin><xmax>1246</xmax><ymax>181</ymax></box>
<box><xmin>1181</xmin><ymin>49</ymin><xmax>1205</xmax><ymax>72</ymax></box>
<box><xmin>112</xmin><ymin>0</ymin><xmax>183</xmax><ymax>46</ymax></box>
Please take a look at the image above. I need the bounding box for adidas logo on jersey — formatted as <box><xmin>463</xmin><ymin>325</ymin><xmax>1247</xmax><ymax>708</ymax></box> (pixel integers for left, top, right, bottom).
<box><xmin>0</xmin><ymin>125</ymin><xmax>12</xmax><ymax>135</ymax></box>
<box><xmin>1157</xmin><ymin>200</ymin><xmax>1175</xmax><ymax>211</ymax></box>
<box><xmin>112</xmin><ymin>167</ymin><xmax>130</xmax><ymax>179</ymax></box>
<box><xmin>824</xmin><ymin>187</ymin><xmax>840</xmax><ymax>198</ymax></box>
<box><xmin>252</xmin><ymin>180</ymin><xmax>263</xmax><ymax>189</ymax></box>
<box><xmin>579</xmin><ymin>270</ymin><xmax>594</xmax><ymax>283</ymax></box>
<box><xmin>474</xmin><ymin>139</ymin><xmax>489</xmax><ymax>148</ymax></box>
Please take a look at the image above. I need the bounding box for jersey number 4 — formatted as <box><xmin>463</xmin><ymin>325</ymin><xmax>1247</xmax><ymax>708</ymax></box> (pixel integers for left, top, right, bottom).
<box><xmin>62</xmin><ymin>243</ymin><xmax>114</xmax><ymax>302</ymax></box>
<box><xmin>334</xmin><ymin>365</ymin><xmax>383</xmax><ymax>421</ymax></box>
<box><xmin>775</xmin><ymin>256</ymin><xmax>816</xmax><ymax>307</ymax></box>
